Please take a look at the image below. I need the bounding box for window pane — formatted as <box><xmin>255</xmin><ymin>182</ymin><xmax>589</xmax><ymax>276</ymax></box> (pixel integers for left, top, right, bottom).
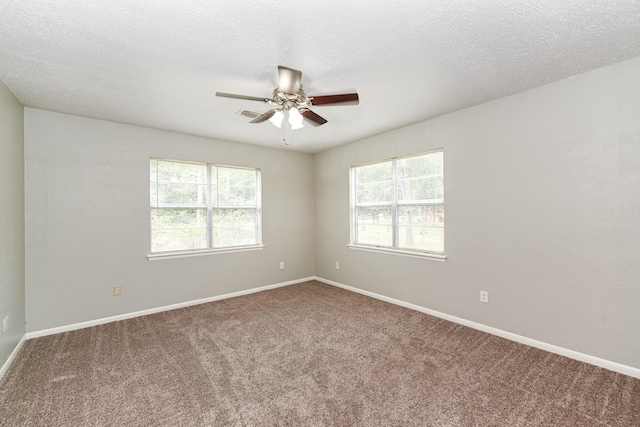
<box><xmin>150</xmin><ymin>159</ymin><xmax>158</xmax><ymax>206</ymax></box>
<box><xmin>155</xmin><ymin>160</ymin><xmax>208</xmax><ymax>205</ymax></box>
<box><xmin>151</xmin><ymin>229</ymin><xmax>207</xmax><ymax>253</ymax></box>
<box><xmin>397</xmin><ymin>152</ymin><xmax>444</xmax><ymax>202</ymax></box>
<box><xmin>151</xmin><ymin>208</ymin><xmax>207</xmax><ymax>252</ymax></box>
<box><xmin>397</xmin><ymin>204</ymin><xmax>444</xmax><ymax>253</ymax></box>
<box><xmin>355</xmin><ymin>161</ymin><xmax>393</xmax><ymax>204</ymax></box>
<box><xmin>212</xmin><ymin>208</ymin><xmax>257</xmax><ymax>247</ymax></box>
<box><xmin>213</xmin><ymin>167</ymin><xmax>257</xmax><ymax>206</ymax></box>
<box><xmin>150</xmin><ymin>183</ymin><xmax>158</xmax><ymax>207</ymax></box>
<box><xmin>151</xmin><ymin>208</ymin><xmax>207</xmax><ymax>228</ymax></box>
<box><xmin>157</xmin><ymin>183</ymin><xmax>208</xmax><ymax>205</ymax></box>
<box><xmin>355</xmin><ymin>206</ymin><xmax>393</xmax><ymax>247</ymax></box>
<box><xmin>156</xmin><ymin>160</ymin><xmax>208</xmax><ymax>184</ymax></box>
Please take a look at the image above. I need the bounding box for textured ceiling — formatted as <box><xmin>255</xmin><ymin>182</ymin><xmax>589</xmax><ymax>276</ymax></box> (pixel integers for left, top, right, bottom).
<box><xmin>1</xmin><ymin>1</ymin><xmax>640</xmax><ymax>153</ymax></box>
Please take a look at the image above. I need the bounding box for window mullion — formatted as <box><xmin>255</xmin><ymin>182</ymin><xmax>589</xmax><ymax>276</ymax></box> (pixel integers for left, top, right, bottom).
<box><xmin>392</xmin><ymin>159</ymin><xmax>398</xmax><ymax>248</ymax></box>
<box><xmin>256</xmin><ymin>170</ymin><xmax>262</xmax><ymax>245</ymax></box>
<box><xmin>207</xmin><ymin>165</ymin><xmax>213</xmax><ymax>249</ymax></box>
<box><xmin>352</xmin><ymin>168</ymin><xmax>358</xmax><ymax>244</ymax></box>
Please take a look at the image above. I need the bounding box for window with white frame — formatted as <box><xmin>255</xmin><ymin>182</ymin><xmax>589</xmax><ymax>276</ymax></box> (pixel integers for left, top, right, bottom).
<box><xmin>150</xmin><ymin>159</ymin><xmax>261</xmax><ymax>255</ymax></box>
<box><xmin>350</xmin><ymin>150</ymin><xmax>444</xmax><ymax>257</ymax></box>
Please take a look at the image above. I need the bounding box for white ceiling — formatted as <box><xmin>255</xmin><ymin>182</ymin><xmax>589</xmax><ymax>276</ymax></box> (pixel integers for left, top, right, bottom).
<box><xmin>1</xmin><ymin>1</ymin><xmax>640</xmax><ymax>153</ymax></box>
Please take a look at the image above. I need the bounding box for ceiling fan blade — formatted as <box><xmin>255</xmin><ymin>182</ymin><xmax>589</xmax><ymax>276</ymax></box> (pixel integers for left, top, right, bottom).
<box><xmin>277</xmin><ymin>66</ymin><xmax>302</xmax><ymax>94</ymax></box>
<box><xmin>249</xmin><ymin>109</ymin><xmax>279</xmax><ymax>123</ymax></box>
<box><xmin>309</xmin><ymin>93</ymin><xmax>359</xmax><ymax>106</ymax></box>
<box><xmin>300</xmin><ymin>108</ymin><xmax>328</xmax><ymax>126</ymax></box>
<box><xmin>216</xmin><ymin>92</ymin><xmax>270</xmax><ymax>103</ymax></box>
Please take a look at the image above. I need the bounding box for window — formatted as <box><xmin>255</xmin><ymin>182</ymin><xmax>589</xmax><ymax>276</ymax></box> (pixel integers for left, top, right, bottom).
<box><xmin>150</xmin><ymin>159</ymin><xmax>262</xmax><ymax>256</ymax></box>
<box><xmin>350</xmin><ymin>150</ymin><xmax>444</xmax><ymax>258</ymax></box>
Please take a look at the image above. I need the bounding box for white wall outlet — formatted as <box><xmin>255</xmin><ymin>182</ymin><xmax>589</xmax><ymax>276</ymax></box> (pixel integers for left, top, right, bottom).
<box><xmin>279</xmin><ymin>261</ymin><xmax>285</xmax><ymax>270</ymax></box>
<box><xmin>113</xmin><ymin>286</ymin><xmax>122</xmax><ymax>296</ymax></box>
<box><xmin>3</xmin><ymin>314</ymin><xmax>9</xmax><ymax>333</ymax></box>
<box><xmin>335</xmin><ymin>261</ymin><xmax>340</xmax><ymax>269</ymax></box>
<box><xmin>480</xmin><ymin>291</ymin><xmax>489</xmax><ymax>303</ymax></box>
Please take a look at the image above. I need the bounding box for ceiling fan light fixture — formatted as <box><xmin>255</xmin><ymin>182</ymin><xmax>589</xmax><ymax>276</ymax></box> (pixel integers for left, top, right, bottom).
<box><xmin>268</xmin><ymin>110</ymin><xmax>284</xmax><ymax>128</ymax></box>
<box><xmin>288</xmin><ymin>107</ymin><xmax>304</xmax><ymax>130</ymax></box>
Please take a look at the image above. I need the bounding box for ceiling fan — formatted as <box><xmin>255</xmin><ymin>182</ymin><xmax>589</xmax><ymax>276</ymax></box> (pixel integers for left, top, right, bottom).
<box><xmin>216</xmin><ymin>66</ymin><xmax>359</xmax><ymax>129</ymax></box>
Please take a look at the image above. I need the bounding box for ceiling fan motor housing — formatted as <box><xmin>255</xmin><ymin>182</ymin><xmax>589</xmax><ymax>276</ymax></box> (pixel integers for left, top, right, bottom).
<box><xmin>272</xmin><ymin>88</ymin><xmax>309</xmax><ymax>110</ymax></box>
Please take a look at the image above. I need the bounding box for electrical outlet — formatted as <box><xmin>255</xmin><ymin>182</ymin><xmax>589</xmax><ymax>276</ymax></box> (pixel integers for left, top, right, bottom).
<box><xmin>335</xmin><ymin>261</ymin><xmax>340</xmax><ymax>269</ymax></box>
<box><xmin>113</xmin><ymin>286</ymin><xmax>122</xmax><ymax>296</ymax></box>
<box><xmin>480</xmin><ymin>291</ymin><xmax>489</xmax><ymax>303</ymax></box>
<box><xmin>3</xmin><ymin>315</ymin><xmax>9</xmax><ymax>333</ymax></box>
<box><xmin>279</xmin><ymin>261</ymin><xmax>285</xmax><ymax>270</ymax></box>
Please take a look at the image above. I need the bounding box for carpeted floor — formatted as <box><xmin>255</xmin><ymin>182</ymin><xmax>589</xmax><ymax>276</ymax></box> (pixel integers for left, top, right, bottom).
<box><xmin>1</xmin><ymin>281</ymin><xmax>638</xmax><ymax>426</ymax></box>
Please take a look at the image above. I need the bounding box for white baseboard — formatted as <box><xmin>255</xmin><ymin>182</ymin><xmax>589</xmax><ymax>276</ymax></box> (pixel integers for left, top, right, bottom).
<box><xmin>26</xmin><ymin>277</ymin><xmax>314</xmax><ymax>340</ymax></box>
<box><xmin>18</xmin><ymin>275</ymin><xmax>640</xmax><ymax>380</ymax></box>
<box><xmin>0</xmin><ymin>334</ymin><xmax>27</xmax><ymax>381</ymax></box>
<box><xmin>314</xmin><ymin>276</ymin><xmax>640</xmax><ymax>380</ymax></box>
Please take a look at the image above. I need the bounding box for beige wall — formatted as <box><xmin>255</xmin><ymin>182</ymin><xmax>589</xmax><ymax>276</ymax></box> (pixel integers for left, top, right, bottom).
<box><xmin>315</xmin><ymin>57</ymin><xmax>640</xmax><ymax>369</ymax></box>
<box><xmin>24</xmin><ymin>110</ymin><xmax>315</xmax><ymax>331</ymax></box>
<box><xmin>0</xmin><ymin>80</ymin><xmax>25</xmax><ymax>368</ymax></box>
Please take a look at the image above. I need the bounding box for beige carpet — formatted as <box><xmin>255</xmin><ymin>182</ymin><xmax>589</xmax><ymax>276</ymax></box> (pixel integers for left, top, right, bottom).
<box><xmin>1</xmin><ymin>281</ymin><xmax>638</xmax><ymax>426</ymax></box>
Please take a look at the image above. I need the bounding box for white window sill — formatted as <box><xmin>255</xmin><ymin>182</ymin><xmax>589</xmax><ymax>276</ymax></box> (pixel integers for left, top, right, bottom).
<box><xmin>147</xmin><ymin>245</ymin><xmax>265</xmax><ymax>261</ymax></box>
<box><xmin>347</xmin><ymin>244</ymin><xmax>446</xmax><ymax>262</ymax></box>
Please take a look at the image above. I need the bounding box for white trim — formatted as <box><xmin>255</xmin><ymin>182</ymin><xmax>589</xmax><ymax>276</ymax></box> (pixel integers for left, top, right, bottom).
<box><xmin>147</xmin><ymin>245</ymin><xmax>265</xmax><ymax>261</ymax></box>
<box><xmin>314</xmin><ymin>276</ymin><xmax>640</xmax><ymax>380</ymax></box>
<box><xmin>0</xmin><ymin>334</ymin><xmax>27</xmax><ymax>381</ymax></box>
<box><xmin>26</xmin><ymin>277</ymin><xmax>313</xmax><ymax>339</ymax></box>
<box><xmin>347</xmin><ymin>244</ymin><xmax>446</xmax><ymax>261</ymax></box>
